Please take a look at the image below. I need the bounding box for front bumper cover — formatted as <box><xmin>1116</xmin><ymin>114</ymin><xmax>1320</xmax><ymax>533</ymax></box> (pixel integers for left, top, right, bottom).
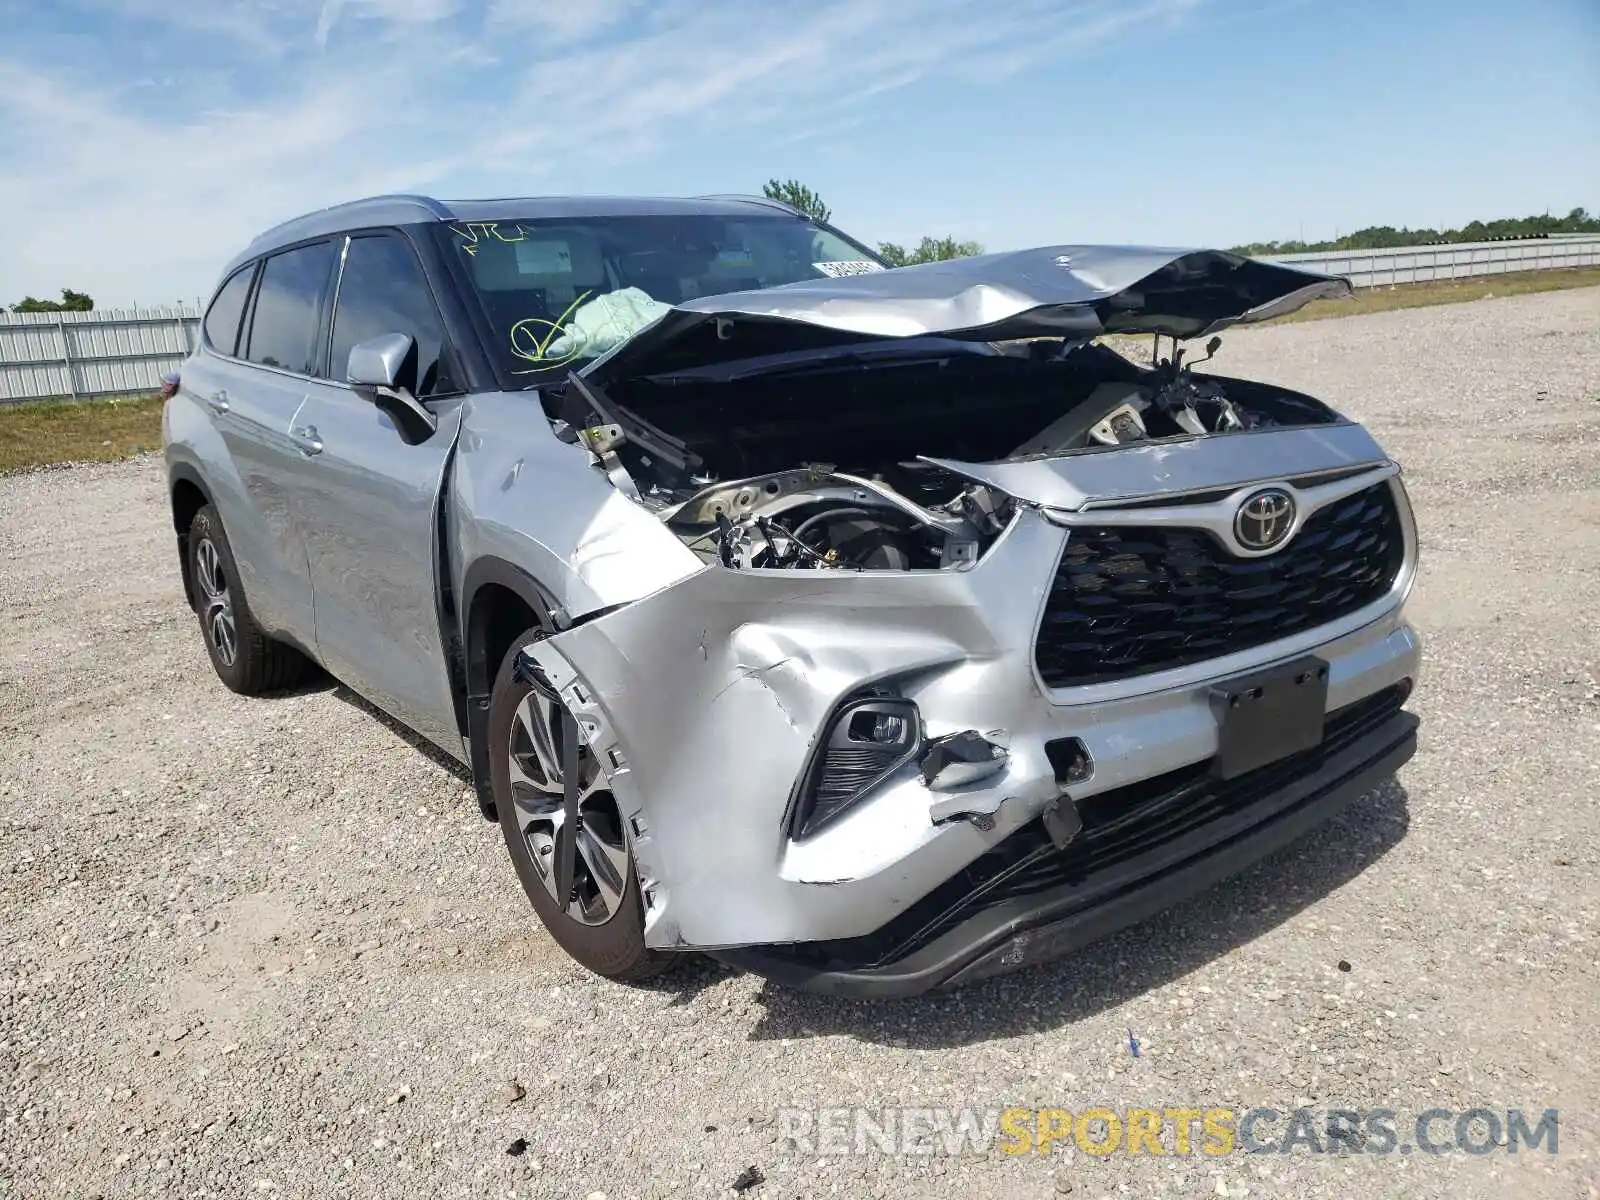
<box><xmin>713</xmin><ymin>696</ymin><xmax>1417</xmax><ymax>998</ymax></box>
<box><xmin>519</xmin><ymin>436</ymin><xmax>1417</xmax><ymax>957</ymax></box>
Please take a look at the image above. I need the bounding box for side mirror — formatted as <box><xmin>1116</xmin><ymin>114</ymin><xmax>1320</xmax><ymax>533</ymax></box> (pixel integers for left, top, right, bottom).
<box><xmin>347</xmin><ymin>332</ymin><xmax>414</xmax><ymax>391</ymax></box>
<box><xmin>346</xmin><ymin>333</ymin><xmax>436</xmax><ymax>442</ymax></box>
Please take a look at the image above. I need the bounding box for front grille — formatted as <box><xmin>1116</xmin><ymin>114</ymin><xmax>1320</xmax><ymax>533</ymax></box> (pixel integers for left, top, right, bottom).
<box><xmin>1034</xmin><ymin>482</ymin><xmax>1405</xmax><ymax>689</ymax></box>
<box><xmin>789</xmin><ymin>683</ymin><xmax>1409</xmax><ymax>972</ymax></box>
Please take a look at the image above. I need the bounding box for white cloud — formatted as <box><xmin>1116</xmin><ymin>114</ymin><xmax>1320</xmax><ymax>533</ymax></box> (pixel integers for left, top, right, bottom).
<box><xmin>314</xmin><ymin>0</ymin><xmax>344</xmax><ymax>47</ymax></box>
<box><xmin>0</xmin><ymin>0</ymin><xmax>1199</xmax><ymax>304</ymax></box>
<box><xmin>486</xmin><ymin>0</ymin><xmax>642</xmax><ymax>43</ymax></box>
<box><xmin>317</xmin><ymin>0</ymin><xmax>463</xmax><ymax>46</ymax></box>
<box><xmin>0</xmin><ymin>54</ymin><xmax>433</xmax><ymax>303</ymax></box>
<box><xmin>75</xmin><ymin>0</ymin><xmax>304</xmax><ymax>54</ymax></box>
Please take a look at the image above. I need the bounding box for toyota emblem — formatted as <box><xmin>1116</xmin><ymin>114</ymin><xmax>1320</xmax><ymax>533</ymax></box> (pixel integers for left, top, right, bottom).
<box><xmin>1234</xmin><ymin>487</ymin><xmax>1296</xmax><ymax>552</ymax></box>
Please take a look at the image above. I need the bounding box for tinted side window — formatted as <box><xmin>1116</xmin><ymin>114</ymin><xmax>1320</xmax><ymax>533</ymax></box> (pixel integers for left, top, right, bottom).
<box><xmin>246</xmin><ymin>242</ymin><xmax>337</xmax><ymax>375</ymax></box>
<box><xmin>329</xmin><ymin>234</ymin><xmax>450</xmax><ymax>395</ymax></box>
<box><xmin>203</xmin><ymin>265</ymin><xmax>254</xmax><ymax>356</ymax></box>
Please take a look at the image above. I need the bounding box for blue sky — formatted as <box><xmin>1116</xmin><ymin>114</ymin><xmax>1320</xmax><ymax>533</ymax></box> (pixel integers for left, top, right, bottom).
<box><xmin>1</xmin><ymin>0</ymin><xmax>1595</xmax><ymax>305</ymax></box>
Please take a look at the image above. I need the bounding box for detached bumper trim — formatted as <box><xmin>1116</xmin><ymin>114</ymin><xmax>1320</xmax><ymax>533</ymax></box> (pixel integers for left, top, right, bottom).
<box><xmin>714</xmin><ymin>708</ymin><xmax>1418</xmax><ymax>999</ymax></box>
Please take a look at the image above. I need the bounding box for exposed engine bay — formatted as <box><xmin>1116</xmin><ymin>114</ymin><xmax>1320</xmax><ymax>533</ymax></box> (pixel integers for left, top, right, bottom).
<box><xmin>549</xmin><ymin>335</ymin><xmax>1344</xmax><ymax>572</ymax></box>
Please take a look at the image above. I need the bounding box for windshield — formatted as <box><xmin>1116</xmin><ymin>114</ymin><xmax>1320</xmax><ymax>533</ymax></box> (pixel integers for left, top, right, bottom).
<box><xmin>443</xmin><ymin>213</ymin><xmax>884</xmax><ymax>383</ymax></box>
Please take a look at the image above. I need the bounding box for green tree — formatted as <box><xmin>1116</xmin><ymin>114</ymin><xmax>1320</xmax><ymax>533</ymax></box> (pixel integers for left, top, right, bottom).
<box><xmin>761</xmin><ymin>178</ymin><xmax>830</xmax><ymax>223</ymax></box>
<box><xmin>876</xmin><ymin>236</ymin><xmax>984</xmax><ymax>267</ymax></box>
<box><xmin>12</xmin><ymin>288</ymin><xmax>94</xmax><ymax>313</ymax></box>
<box><xmin>1232</xmin><ymin>207</ymin><xmax>1600</xmax><ymax>257</ymax></box>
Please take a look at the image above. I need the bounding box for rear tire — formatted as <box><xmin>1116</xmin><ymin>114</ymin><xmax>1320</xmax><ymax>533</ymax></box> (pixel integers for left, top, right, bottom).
<box><xmin>489</xmin><ymin>626</ymin><xmax>668</xmax><ymax>982</ymax></box>
<box><xmin>187</xmin><ymin>505</ymin><xmax>309</xmax><ymax>695</ymax></box>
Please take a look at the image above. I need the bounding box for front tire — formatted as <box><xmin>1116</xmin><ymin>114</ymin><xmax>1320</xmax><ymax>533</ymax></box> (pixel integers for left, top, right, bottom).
<box><xmin>488</xmin><ymin>627</ymin><xmax>667</xmax><ymax>982</ymax></box>
<box><xmin>187</xmin><ymin>505</ymin><xmax>308</xmax><ymax>694</ymax></box>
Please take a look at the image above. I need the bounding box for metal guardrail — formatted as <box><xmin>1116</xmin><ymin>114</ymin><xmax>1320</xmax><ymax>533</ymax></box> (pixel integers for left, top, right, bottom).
<box><xmin>1268</xmin><ymin>233</ymin><xmax>1600</xmax><ymax>288</ymax></box>
<box><xmin>2</xmin><ymin>235</ymin><xmax>1598</xmax><ymax>405</ymax></box>
<box><xmin>0</xmin><ymin>306</ymin><xmax>199</xmax><ymax>405</ymax></box>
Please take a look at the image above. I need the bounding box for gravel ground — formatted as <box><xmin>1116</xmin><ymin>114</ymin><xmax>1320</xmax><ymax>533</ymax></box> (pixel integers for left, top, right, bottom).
<box><xmin>3</xmin><ymin>288</ymin><xmax>1598</xmax><ymax>1200</ymax></box>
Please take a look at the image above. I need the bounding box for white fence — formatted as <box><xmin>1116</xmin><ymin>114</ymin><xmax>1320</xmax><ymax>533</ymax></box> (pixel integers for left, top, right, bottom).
<box><xmin>2</xmin><ymin>235</ymin><xmax>1599</xmax><ymax>404</ymax></box>
<box><xmin>1269</xmin><ymin>233</ymin><xmax>1600</xmax><ymax>288</ymax></box>
<box><xmin>0</xmin><ymin>306</ymin><xmax>200</xmax><ymax>405</ymax></box>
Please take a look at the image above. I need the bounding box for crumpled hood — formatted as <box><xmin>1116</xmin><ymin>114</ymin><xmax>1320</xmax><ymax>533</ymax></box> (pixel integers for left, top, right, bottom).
<box><xmin>582</xmin><ymin>245</ymin><xmax>1350</xmax><ymax>385</ymax></box>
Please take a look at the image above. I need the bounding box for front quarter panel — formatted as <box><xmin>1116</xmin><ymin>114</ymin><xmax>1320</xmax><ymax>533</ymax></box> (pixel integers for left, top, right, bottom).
<box><xmin>523</xmin><ymin>510</ymin><xmax>1069</xmax><ymax>950</ymax></box>
<box><xmin>449</xmin><ymin>391</ymin><xmax>704</xmax><ymax>624</ymax></box>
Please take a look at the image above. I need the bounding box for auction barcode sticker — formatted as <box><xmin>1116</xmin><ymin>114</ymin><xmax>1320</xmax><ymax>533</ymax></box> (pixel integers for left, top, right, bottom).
<box><xmin>813</xmin><ymin>260</ymin><xmax>887</xmax><ymax>277</ymax></box>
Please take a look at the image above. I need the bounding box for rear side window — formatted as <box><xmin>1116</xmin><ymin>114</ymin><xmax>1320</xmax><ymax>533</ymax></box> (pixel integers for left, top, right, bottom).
<box><xmin>245</xmin><ymin>241</ymin><xmax>337</xmax><ymax>375</ymax></box>
<box><xmin>329</xmin><ymin>234</ymin><xmax>451</xmax><ymax>396</ymax></box>
<box><xmin>203</xmin><ymin>265</ymin><xmax>254</xmax><ymax>356</ymax></box>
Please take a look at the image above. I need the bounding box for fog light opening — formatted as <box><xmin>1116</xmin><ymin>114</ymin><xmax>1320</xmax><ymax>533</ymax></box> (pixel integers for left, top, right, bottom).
<box><xmin>789</xmin><ymin>696</ymin><xmax>922</xmax><ymax>839</ymax></box>
<box><xmin>848</xmin><ymin>709</ymin><xmax>908</xmax><ymax>745</ymax></box>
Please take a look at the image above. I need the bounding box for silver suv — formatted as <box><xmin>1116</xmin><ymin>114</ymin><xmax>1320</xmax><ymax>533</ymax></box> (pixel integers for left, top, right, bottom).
<box><xmin>164</xmin><ymin>194</ymin><xmax>1420</xmax><ymax>997</ymax></box>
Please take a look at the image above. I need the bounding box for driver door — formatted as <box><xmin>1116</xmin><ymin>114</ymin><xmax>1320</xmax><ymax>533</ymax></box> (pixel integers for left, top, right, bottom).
<box><xmin>288</xmin><ymin>232</ymin><xmax>466</xmax><ymax>757</ymax></box>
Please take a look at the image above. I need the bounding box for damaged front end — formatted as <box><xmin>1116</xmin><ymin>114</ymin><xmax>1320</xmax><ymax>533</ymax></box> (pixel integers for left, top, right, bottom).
<box><xmin>537</xmin><ymin>245</ymin><xmax>1366</xmax><ymax>579</ymax></box>
<box><xmin>516</xmin><ymin>245</ymin><xmax>1421</xmax><ymax>994</ymax></box>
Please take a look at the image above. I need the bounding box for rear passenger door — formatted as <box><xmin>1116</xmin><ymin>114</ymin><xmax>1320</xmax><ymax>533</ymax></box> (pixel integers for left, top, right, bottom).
<box><xmin>197</xmin><ymin>242</ymin><xmax>338</xmax><ymax>649</ymax></box>
<box><xmin>289</xmin><ymin>231</ymin><xmax>466</xmax><ymax>757</ymax></box>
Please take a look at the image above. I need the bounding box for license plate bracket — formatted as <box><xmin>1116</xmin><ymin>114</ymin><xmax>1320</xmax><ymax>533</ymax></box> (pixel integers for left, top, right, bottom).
<box><xmin>1209</xmin><ymin>656</ymin><xmax>1329</xmax><ymax>780</ymax></box>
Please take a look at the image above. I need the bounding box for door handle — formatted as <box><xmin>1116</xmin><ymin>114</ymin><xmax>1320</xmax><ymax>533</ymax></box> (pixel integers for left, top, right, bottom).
<box><xmin>291</xmin><ymin>424</ymin><xmax>324</xmax><ymax>456</ymax></box>
<box><xmin>206</xmin><ymin>390</ymin><xmax>230</xmax><ymax>414</ymax></box>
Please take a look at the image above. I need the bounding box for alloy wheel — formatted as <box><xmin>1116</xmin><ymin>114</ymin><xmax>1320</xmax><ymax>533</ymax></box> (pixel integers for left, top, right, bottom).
<box><xmin>195</xmin><ymin>537</ymin><xmax>238</xmax><ymax>667</ymax></box>
<box><xmin>506</xmin><ymin>688</ymin><xmax>631</xmax><ymax>926</ymax></box>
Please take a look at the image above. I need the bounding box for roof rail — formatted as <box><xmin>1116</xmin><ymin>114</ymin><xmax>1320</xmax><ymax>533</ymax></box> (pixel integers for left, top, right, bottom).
<box><xmin>696</xmin><ymin>193</ymin><xmax>805</xmax><ymax>217</ymax></box>
<box><xmin>244</xmin><ymin>194</ymin><xmax>452</xmax><ymax>250</ymax></box>
<box><xmin>360</xmin><ymin>193</ymin><xmax>453</xmax><ymax>219</ymax></box>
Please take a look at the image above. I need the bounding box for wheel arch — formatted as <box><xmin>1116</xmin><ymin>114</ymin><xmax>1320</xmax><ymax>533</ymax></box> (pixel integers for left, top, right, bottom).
<box><xmin>461</xmin><ymin>556</ymin><xmax>562</xmax><ymax>820</ymax></box>
<box><xmin>168</xmin><ymin>464</ymin><xmax>214</xmax><ymax>612</ymax></box>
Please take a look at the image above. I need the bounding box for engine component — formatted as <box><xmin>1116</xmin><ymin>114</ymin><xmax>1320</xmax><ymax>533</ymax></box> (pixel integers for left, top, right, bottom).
<box><xmin>603</xmin><ymin>328</ymin><xmax>1332</xmax><ymax>576</ymax></box>
<box><xmin>1150</xmin><ymin>375</ymin><xmax>1250</xmax><ymax>437</ymax></box>
<box><xmin>1087</xmin><ymin>402</ymin><xmax>1151</xmax><ymax>446</ymax></box>
<box><xmin>667</xmin><ymin>464</ymin><xmax>997</xmax><ymax>572</ymax></box>
<box><xmin>659</xmin><ymin>467</ymin><xmax>839</xmax><ymax>526</ymax></box>
<box><xmin>715</xmin><ymin>512</ymin><xmax>738</xmax><ymax>567</ymax></box>
<box><xmin>714</xmin><ymin>511</ymin><xmax>830</xmax><ymax>569</ymax></box>
<box><xmin>1010</xmin><ymin>381</ymin><xmax>1150</xmax><ymax>456</ymax></box>
<box><xmin>711</xmin><ymin>506</ymin><xmax>923</xmax><ymax>572</ymax></box>
<box><xmin>952</xmin><ymin>483</ymin><xmax>1010</xmax><ymax>536</ymax></box>
<box><xmin>805</xmin><ymin>513</ymin><xmax>914</xmax><ymax>570</ymax></box>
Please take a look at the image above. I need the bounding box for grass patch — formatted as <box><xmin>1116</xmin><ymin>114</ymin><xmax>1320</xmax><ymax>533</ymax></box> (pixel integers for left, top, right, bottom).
<box><xmin>0</xmin><ymin>393</ymin><xmax>165</xmax><ymax>474</ymax></box>
<box><xmin>1273</xmin><ymin>265</ymin><xmax>1600</xmax><ymax>323</ymax></box>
